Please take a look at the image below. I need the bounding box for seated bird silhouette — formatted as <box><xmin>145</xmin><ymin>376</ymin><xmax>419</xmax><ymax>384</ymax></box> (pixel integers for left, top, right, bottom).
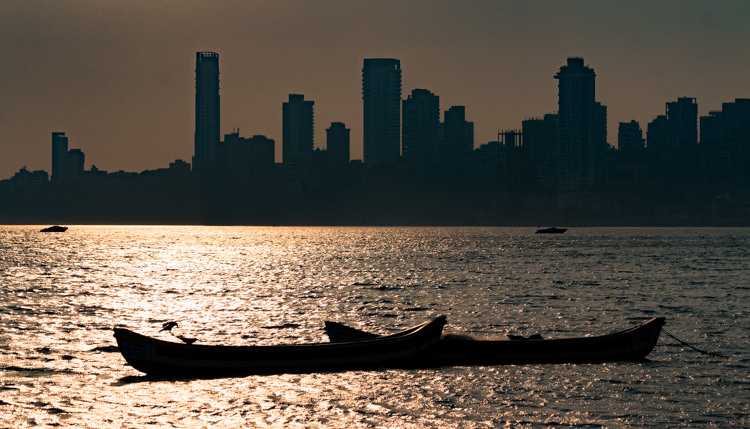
<box><xmin>159</xmin><ymin>321</ymin><xmax>197</xmax><ymax>345</ymax></box>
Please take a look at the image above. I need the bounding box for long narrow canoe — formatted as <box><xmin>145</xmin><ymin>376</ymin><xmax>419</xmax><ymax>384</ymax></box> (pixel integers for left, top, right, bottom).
<box><xmin>113</xmin><ymin>315</ymin><xmax>446</xmax><ymax>376</ymax></box>
<box><xmin>325</xmin><ymin>317</ymin><xmax>665</xmax><ymax>365</ymax></box>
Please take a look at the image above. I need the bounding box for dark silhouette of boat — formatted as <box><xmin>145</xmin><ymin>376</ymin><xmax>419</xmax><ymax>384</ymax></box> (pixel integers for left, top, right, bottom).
<box><xmin>40</xmin><ymin>225</ymin><xmax>68</xmax><ymax>233</ymax></box>
<box><xmin>325</xmin><ymin>317</ymin><xmax>665</xmax><ymax>365</ymax></box>
<box><xmin>536</xmin><ymin>227</ymin><xmax>567</xmax><ymax>234</ymax></box>
<box><xmin>113</xmin><ymin>316</ymin><xmax>446</xmax><ymax>376</ymax></box>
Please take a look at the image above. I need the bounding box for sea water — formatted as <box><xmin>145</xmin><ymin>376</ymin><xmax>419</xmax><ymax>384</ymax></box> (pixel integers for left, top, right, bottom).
<box><xmin>1</xmin><ymin>226</ymin><xmax>748</xmax><ymax>427</ymax></box>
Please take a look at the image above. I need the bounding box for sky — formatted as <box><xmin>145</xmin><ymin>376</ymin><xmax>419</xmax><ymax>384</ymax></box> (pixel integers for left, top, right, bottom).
<box><xmin>1</xmin><ymin>0</ymin><xmax>749</xmax><ymax>178</ymax></box>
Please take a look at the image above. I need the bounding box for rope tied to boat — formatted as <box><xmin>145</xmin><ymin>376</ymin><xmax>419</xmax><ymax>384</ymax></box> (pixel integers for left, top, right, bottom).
<box><xmin>662</xmin><ymin>328</ymin><xmax>727</xmax><ymax>358</ymax></box>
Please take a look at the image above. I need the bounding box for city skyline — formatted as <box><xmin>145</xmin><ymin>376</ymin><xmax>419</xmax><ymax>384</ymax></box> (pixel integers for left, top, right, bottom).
<box><xmin>2</xmin><ymin>50</ymin><xmax>748</xmax><ymax>226</ymax></box>
<box><xmin>4</xmin><ymin>51</ymin><xmax>749</xmax><ymax>180</ymax></box>
<box><xmin>1</xmin><ymin>1</ymin><xmax>749</xmax><ymax>178</ymax></box>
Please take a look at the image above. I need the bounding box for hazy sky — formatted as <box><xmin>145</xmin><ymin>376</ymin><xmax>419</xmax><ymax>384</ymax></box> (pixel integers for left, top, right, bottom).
<box><xmin>1</xmin><ymin>0</ymin><xmax>749</xmax><ymax>178</ymax></box>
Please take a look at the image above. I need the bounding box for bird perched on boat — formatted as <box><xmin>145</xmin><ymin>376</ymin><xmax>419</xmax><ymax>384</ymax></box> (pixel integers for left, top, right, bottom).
<box><xmin>158</xmin><ymin>321</ymin><xmax>198</xmax><ymax>344</ymax></box>
<box><xmin>160</xmin><ymin>321</ymin><xmax>179</xmax><ymax>332</ymax></box>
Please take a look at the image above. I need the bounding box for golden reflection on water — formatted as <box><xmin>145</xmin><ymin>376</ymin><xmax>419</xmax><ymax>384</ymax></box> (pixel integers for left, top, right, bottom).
<box><xmin>0</xmin><ymin>226</ymin><xmax>749</xmax><ymax>427</ymax></box>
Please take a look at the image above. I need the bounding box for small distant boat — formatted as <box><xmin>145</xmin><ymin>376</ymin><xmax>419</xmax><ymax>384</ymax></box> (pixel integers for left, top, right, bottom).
<box><xmin>40</xmin><ymin>225</ymin><xmax>68</xmax><ymax>233</ymax></box>
<box><xmin>114</xmin><ymin>316</ymin><xmax>446</xmax><ymax>376</ymax></box>
<box><xmin>536</xmin><ymin>227</ymin><xmax>567</xmax><ymax>234</ymax></box>
<box><xmin>325</xmin><ymin>317</ymin><xmax>665</xmax><ymax>365</ymax></box>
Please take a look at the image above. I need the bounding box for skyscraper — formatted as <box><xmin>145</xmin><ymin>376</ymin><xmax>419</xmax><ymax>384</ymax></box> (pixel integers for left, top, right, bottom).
<box><xmin>700</xmin><ymin>99</ymin><xmax>750</xmax><ymax>184</ymax></box>
<box><xmin>362</xmin><ymin>58</ymin><xmax>402</xmax><ymax>166</ymax></box>
<box><xmin>442</xmin><ymin>106</ymin><xmax>474</xmax><ymax>157</ymax></box>
<box><xmin>554</xmin><ymin>57</ymin><xmax>602</xmax><ymax>190</ymax></box>
<box><xmin>282</xmin><ymin>94</ymin><xmax>314</xmax><ymax>165</ymax></box>
<box><xmin>326</xmin><ymin>122</ymin><xmax>350</xmax><ymax>165</ymax></box>
<box><xmin>402</xmin><ymin>89</ymin><xmax>440</xmax><ymax>165</ymax></box>
<box><xmin>194</xmin><ymin>51</ymin><xmax>220</xmax><ymax>172</ymax></box>
<box><xmin>522</xmin><ymin>113</ymin><xmax>559</xmax><ymax>189</ymax></box>
<box><xmin>666</xmin><ymin>97</ymin><xmax>698</xmax><ymax>149</ymax></box>
<box><xmin>51</xmin><ymin>131</ymin><xmax>68</xmax><ymax>184</ymax></box>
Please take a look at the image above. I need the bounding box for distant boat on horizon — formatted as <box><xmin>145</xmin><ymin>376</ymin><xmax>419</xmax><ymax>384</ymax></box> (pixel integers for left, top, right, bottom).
<box><xmin>535</xmin><ymin>227</ymin><xmax>567</xmax><ymax>234</ymax></box>
<box><xmin>40</xmin><ymin>225</ymin><xmax>68</xmax><ymax>233</ymax></box>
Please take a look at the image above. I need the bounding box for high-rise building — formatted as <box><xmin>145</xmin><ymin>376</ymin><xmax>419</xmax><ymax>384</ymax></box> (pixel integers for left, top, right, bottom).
<box><xmin>326</xmin><ymin>122</ymin><xmax>350</xmax><ymax>165</ymax></box>
<box><xmin>194</xmin><ymin>51</ymin><xmax>220</xmax><ymax>172</ymax></box>
<box><xmin>618</xmin><ymin>121</ymin><xmax>644</xmax><ymax>154</ymax></box>
<box><xmin>282</xmin><ymin>94</ymin><xmax>314</xmax><ymax>165</ymax></box>
<box><xmin>700</xmin><ymin>111</ymin><xmax>723</xmax><ymax>148</ymax></box>
<box><xmin>592</xmin><ymin>102</ymin><xmax>608</xmax><ymax>177</ymax></box>
<box><xmin>362</xmin><ymin>58</ymin><xmax>402</xmax><ymax>165</ymax></box>
<box><xmin>647</xmin><ymin>115</ymin><xmax>669</xmax><ymax>151</ymax></box>
<box><xmin>700</xmin><ymin>99</ymin><xmax>750</xmax><ymax>184</ymax></box>
<box><xmin>402</xmin><ymin>89</ymin><xmax>440</xmax><ymax>165</ymax></box>
<box><xmin>220</xmin><ymin>131</ymin><xmax>275</xmax><ymax>176</ymax></box>
<box><xmin>666</xmin><ymin>97</ymin><xmax>698</xmax><ymax>149</ymax></box>
<box><xmin>554</xmin><ymin>57</ymin><xmax>602</xmax><ymax>189</ymax></box>
<box><xmin>51</xmin><ymin>131</ymin><xmax>69</xmax><ymax>184</ymax></box>
<box><xmin>522</xmin><ymin>113</ymin><xmax>559</xmax><ymax>189</ymax></box>
<box><xmin>66</xmin><ymin>149</ymin><xmax>85</xmax><ymax>177</ymax></box>
<box><xmin>646</xmin><ymin>97</ymin><xmax>698</xmax><ymax>181</ymax></box>
<box><xmin>719</xmin><ymin>99</ymin><xmax>750</xmax><ymax>185</ymax></box>
<box><xmin>442</xmin><ymin>106</ymin><xmax>474</xmax><ymax>157</ymax></box>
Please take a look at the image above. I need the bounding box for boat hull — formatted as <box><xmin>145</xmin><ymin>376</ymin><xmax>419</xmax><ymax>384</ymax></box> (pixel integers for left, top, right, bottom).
<box><xmin>326</xmin><ymin>317</ymin><xmax>665</xmax><ymax>366</ymax></box>
<box><xmin>536</xmin><ymin>227</ymin><xmax>567</xmax><ymax>234</ymax></box>
<box><xmin>114</xmin><ymin>316</ymin><xmax>446</xmax><ymax>376</ymax></box>
<box><xmin>40</xmin><ymin>226</ymin><xmax>68</xmax><ymax>233</ymax></box>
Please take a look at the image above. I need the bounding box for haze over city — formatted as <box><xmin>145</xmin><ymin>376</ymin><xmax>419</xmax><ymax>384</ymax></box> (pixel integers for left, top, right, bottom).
<box><xmin>2</xmin><ymin>0</ymin><xmax>749</xmax><ymax>178</ymax></box>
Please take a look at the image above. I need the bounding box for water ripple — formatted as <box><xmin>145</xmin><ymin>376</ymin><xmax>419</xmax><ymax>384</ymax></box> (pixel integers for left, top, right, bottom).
<box><xmin>0</xmin><ymin>226</ymin><xmax>749</xmax><ymax>427</ymax></box>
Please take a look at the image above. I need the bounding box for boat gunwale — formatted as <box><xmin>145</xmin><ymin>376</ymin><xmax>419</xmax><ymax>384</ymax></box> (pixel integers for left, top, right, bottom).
<box><xmin>114</xmin><ymin>315</ymin><xmax>446</xmax><ymax>353</ymax></box>
<box><xmin>326</xmin><ymin>317</ymin><xmax>666</xmax><ymax>346</ymax></box>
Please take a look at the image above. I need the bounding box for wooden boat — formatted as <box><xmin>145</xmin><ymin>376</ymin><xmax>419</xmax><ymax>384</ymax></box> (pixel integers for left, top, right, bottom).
<box><xmin>113</xmin><ymin>315</ymin><xmax>446</xmax><ymax>376</ymax></box>
<box><xmin>536</xmin><ymin>227</ymin><xmax>567</xmax><ymax>234</ymax></box>
<box><xmin>40</xmin><ymin>225</ymin><xmax>68</xmax><ymax>233</ymax></box>
<box><xmin>325</xmin><ymin>317</ymin><xmax>665</xmax><ymax>365</ymax></box>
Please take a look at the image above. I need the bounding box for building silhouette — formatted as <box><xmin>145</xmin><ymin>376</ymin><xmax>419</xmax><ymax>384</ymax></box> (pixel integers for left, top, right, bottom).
<box><xmin>647</xmin><ymin>98</ymin><xmax>698</xmax><ymax>153</ymax></box>
<box><xmin>700</xmin><ymin>98</ymin><xmax>750</xmax><ymax>184</ymax></box>
<box><xmin>618</xmin><ymin>120</ymin><xmax>644</xmax><ymax>154</ymax></box>
<box><xmin>220</xmin><ymin>131</ymin><xmax>275</xmax><ymax>176</ymax></box>
<box><xmin>51</xmin><ymin>131</ymin><xmax>69</xmax><ymax>184</ymax></box>
<box><xmin>594</xmin><ymin>102</ymin><xmax>608</xmax><ymax>147</ymax></box>
<box><xmin>441</xmin><ymin>106</ymin><xmax>474</xmax><ymax>158</ymax></box>
<box><xmin>554</xmin><ymin>57</ymin><xmax>604</xmax><ymax>190</ymax></box>
<box><xmin>402</xmin><ymin>89</ymin><xmax>440</xmax><ymax>165</ymax></box>
<box><xmin>645</xmin><ymin>97</ymin><xmax>698</xmax><ymax>181</ymax></box>
<box><xmin>522</xmin><ymin>113</ymin><xmax>559</xmax><ymax>189</ymax></box>
<box><xmin>67</xmin><ymin>149</ymin><xmax>85</xmax><ymax>177</ymax></box>
<box><xmin>666</xmin><ymin>97</ymin><xmax>698</xmax><ymax>149</ymax></box>
<box><xmin>282</xmin><ymin>94</ymin><xmax>314</xmax><ymax>165</ymax></box>
<box><xmin>326</xmin><ymin>122</ymin><xmax>350</xmax><ymax>165</ymax></box>
<box><xmin>193</xmin><ymin>51</ymin><xmax>220</xmax><ymax>172</ymax></box>
<box><xmin>5</xmin><ymin>54</ymin><xmax>750</xmax><ymax>226</ymax></box>
<box><xmin>647</xmin><ymin>115</ymin><xmax>669</xmax><ymax>151</ymax></box>
<box><xmin>362</xmin><ymin>58</ymin><xmax>402</xmax><ymax>166</ymax></box>
<box><xmin>50</xmin><ymin>131</ymin><xmax>86</xmax><ymax>183</ymax></box>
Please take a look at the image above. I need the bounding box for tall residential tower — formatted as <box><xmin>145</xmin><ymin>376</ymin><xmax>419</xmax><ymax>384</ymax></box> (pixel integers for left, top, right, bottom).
<box><xmin>282</xmin><ymin>94</ymin><xmax>315</xmax><ymax>165</ymax></box>
<box><xmin>326</xmin><ymin>122</ymin><xmax>350</xmax><ymax>165</ymax></box>
<box><xmin>193</xmin><ymin>51</ymin><xmax>220</xmax><ymax>172</ymax></box>
<box><xmin>51</xmin><ymin>131</ymin><xmax>69</xmax><ymax>184</ymax></box>
<box><xmin>362</xmin><ymin>58</ymin><xmax>402</xmax><ymax>166</ymax></box>
<box><xmin>554</xmin><ymin>57</ymin><xmax>606</xmax><ymax>190</ymax></box>
<box><xmin>402</xmin><ymin>88</ymin><xmax>440</xmax><ymax>165</ymax></box>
